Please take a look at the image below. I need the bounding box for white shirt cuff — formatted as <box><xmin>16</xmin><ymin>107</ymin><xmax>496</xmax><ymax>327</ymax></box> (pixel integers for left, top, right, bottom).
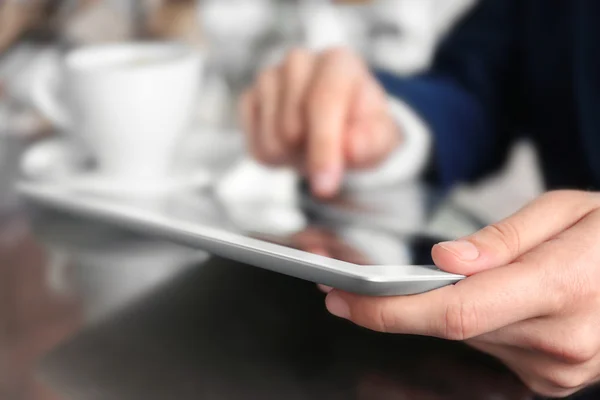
<box><xmin>343</xmin><ymin>96</ymin><xmax>432</xmax><ymax>190</ymax></box>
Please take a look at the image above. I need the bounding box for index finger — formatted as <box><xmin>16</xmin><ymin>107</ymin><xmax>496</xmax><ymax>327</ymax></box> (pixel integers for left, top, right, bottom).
<box><xmin>306</xmin><ymin>49</ymin><xmax>363</xmax><ymax>197</ymax></box>
<box><xmin>326</xmin><ymin>262</ymin><xmax>554</xmax><ymax>340</ymax></box>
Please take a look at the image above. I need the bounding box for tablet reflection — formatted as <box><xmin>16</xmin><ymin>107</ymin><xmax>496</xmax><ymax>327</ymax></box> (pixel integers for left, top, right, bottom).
<box><xmin>288</xmin><ymin>228</ymin><xmax>372</xmax><ymax>266</ymax></box>
<box><xmin>253</xmin><ymin>226</ymin><xmax>444</xmax><ymax>268</ymax></box>
<box><xmin>163</xmin><ymin>191</ymin><xmax>447</xmax><ymax>268</ymax></box>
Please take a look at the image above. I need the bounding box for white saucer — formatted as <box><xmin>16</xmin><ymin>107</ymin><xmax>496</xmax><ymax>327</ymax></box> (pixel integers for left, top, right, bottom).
<box><xmin>53</xmin><ymin>170</ymin><xmax>214</xmax><ymax>198</ymax></box>
<box><xmin>20</xmin><ymin>138</ymin><xmax>214</xmax><ymax>198</ymax></box>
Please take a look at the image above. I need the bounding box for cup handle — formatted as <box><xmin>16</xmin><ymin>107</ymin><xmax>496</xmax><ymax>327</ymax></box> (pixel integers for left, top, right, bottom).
<box><xmin>30</xmin><ymin>60</ymin><xmax>71</xmax><ymax>130</ymax></box>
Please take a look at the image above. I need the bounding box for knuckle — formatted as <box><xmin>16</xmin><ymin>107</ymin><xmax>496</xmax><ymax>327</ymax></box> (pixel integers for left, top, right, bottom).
<box><xmin>563</xmin><ymin>345</ymin><xmax>597</xmax><ymax>365</ymax></box>
<box><xmin>320</xmin><ymin>47</ymin><xmax>357</xmax><ymax>65</ymax></box>
<box><xmin>525</xmin><ymin>379</ymin><xmax>553</xmax><ymax>397</ymax></box>
<box><xmin>284</xmin><ymin>48</ymin><xmax>312</xmax><ymax>71</ymax></box>
<box><xmin>559</xmin><ymin>330</ymin><xmax>598</xmax><ymax>364</ymax></box>
<box><xmin>260</xmin><ymin>145</ymin><xmax>286</xmax><ymax>166</ymax></box>
<box><xmin>258</xmin><ymin>68</ymin><xmax>278</xmax><ymax>91</ymax></box>
<box><xmin>526</xmin><ymin>379</ymin><xmax>574</xmax><ymax>399</ymax></box>
<box><xmin>307</xmin><ymin>80</ymin><xmax>334</xmax><ymax>102</ymax></box>
<box><xmin>443</xmin><ymin>301</ymin><xmax>480</xmax><ymax>341</ymax></box>
<box><xmin>280</xmin><ymin>116</ymin><xmax>302</xmax><ymax>146</ymax></box>
<box><xmin>360</xmin><ymin>301</ymin><xmax>397</xmax><ymax>333</ymax></box>
<box><xmin>481</xmin><ymin>220</ymin><xmax>522</xmax><ymax>258</ymax></box>
<box><xmin>531</xmin><ymin>336</ymin><xmax>596</xmax><ymax>365</ymax></box>
<box><xmin>277</xmin><ymin>115</ymin><xmax>290</xmax><ymax>136</ymax></box>
<box><xmin>307</xmin><ymin>87</ymin><xmax>340</xmax><ymax>114</ymax></box>
<box><xmin>319</xmin><ymin>47</ymin><xmax>365</xmax><ymax>78</ymax></box>
<box><xmin>541</xmin><ymin>366</ymin><xmax>588</xmax><ymax>393</ymax></box>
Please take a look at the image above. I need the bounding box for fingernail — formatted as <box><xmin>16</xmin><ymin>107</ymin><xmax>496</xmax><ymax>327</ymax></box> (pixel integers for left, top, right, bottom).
<box><xmin>326</xmin><ymin>293</ymin><xmax>350</xmax><ymax>319</ymax></box>
<box><xmin>312</xmin><ymin>170</ymin><xmax>339</xmax><ymax>197</ymax></box>
<box><xmin>318</xmin><ymin>284</ymin><xmax>334</xmax><ymax>293</ymax></box>
<box><xmin>438</xmin><ymin>240</ymin><xmax>480</xmax><ymax>261</ymax></box>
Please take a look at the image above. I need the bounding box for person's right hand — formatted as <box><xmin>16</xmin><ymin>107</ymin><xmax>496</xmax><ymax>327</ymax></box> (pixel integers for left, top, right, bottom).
<box><xmin>240</xmin><ymin>48</ymin><xmax>401</xmax><ymax>198</ymax></box>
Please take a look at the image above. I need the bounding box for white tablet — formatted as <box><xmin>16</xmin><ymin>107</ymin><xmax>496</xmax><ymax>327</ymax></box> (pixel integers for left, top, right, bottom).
<box><xmin>18</xmin><ymin>182</ymin><xmax>465</xmax><ymax>296</ymax></box>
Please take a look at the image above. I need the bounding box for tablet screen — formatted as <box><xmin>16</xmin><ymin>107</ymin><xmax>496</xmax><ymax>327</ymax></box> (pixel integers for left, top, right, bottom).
<box><xmin>24</xmin><ymin>183</ymin><xmax>479</xmax><ymax>271</ymax></box>
<box><xmin>159</xmin><ymin>192</ymin><xmax>450</xmax><ymax>269</ymax></box>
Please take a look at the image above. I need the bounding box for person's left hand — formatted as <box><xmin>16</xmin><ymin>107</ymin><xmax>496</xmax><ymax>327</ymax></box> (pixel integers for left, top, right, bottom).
<box><xmin>323</xmin><ymin>190</ymin><xmax>600</xmax><ymax>398</ymax></box>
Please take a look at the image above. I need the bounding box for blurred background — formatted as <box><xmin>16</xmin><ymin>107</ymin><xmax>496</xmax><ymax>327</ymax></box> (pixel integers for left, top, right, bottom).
<box><xmin>0</xmin><ymin>0</ymin><xmax>543</xmax><ymax>223</ymax></box>
<box><xmin>0</xmin><ymin>2</ymin><xmax>548</xmax><ymax>399</ymax></box>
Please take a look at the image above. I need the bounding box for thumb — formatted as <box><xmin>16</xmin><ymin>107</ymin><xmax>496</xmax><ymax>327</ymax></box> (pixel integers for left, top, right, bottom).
<box><xmin>345</xmin><ymin>116</ymin><xmax>400</xmax><ymax>169</ymax></box>
<box><xmin>433</xmin><ymin>191</ymin><xmax>600</xmax><ymax>275</ymax></box>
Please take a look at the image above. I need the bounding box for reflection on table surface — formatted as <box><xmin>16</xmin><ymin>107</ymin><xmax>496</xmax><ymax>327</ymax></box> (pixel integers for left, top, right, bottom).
<box><xmin>1</xmin><ymin>193</ymin><xmax>598</xmax><ymax>400</ymax></box>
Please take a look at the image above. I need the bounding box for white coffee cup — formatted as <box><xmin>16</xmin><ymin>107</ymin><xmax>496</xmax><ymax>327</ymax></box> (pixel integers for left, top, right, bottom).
<box><xmin>31</xmin><ymin>42</ymin><xmax>203</xmax><ymax>189</ymax></box>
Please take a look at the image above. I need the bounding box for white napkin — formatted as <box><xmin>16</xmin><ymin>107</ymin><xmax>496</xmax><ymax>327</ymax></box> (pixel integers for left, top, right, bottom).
<box><xmin>215</xmin><ymin>157</ymin><xmax>307</xmax><ymax>235</ymax></box>
<box><xmin>301</xmin><ymin>0</ymin><xmax>351</xmax><ymax>51</ymax></box>
<box><xmin>215</xmin><ymin>157</ymin><xmax>299</xmax><ymax>205</ymax></box>
<box><xmin>20</xmin><ymin>137</ymin><xmax>85</xmax><ymax>181</ymax></box>
<box><xmin>200</xmin><ymin>0</ymin><xmax>275</xmax><ymax>42</ymax></box>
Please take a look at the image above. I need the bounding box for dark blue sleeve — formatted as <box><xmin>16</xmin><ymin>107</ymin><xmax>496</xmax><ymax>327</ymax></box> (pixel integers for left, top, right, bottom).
<box><xmin>375</xmin><ymin>0</ymin><xmax>523</xmax><ymax>188</ymax></box>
